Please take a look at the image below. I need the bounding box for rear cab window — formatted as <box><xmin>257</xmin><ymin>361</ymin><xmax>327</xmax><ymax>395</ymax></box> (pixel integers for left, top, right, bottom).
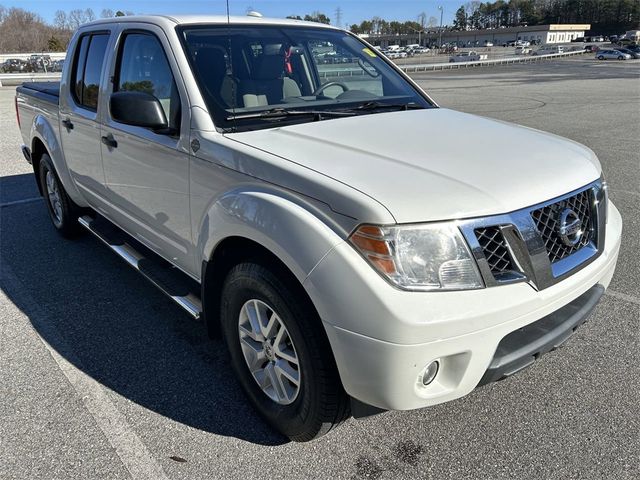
<box><xmin>71</xmin><ymin>32</ymin><xmax>110</xmax><ymax>111</ymax></box>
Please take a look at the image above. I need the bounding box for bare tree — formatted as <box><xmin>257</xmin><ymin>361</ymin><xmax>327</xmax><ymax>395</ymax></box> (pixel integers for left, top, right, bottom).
<box><xmin>427</xmin><ymin>16</ymin><xmax>438</xmax><ymax>27</ymax></box>
<box><xmin>53</xmin><ymin>10</ymin><xmax>67</xmax><ymax>29</ymax></box>
<box><xmin>0</xmin><ymin>7</ymin><xmax>50</xmax><ymax>52</ymax></box>
<box><xmin>84</xmin><ymin>8</ymin><xmax>95</xmax><ymax>22</ymax></box>
<box><xmin>101</xmin><ymin>9</ymin><xmax>114</xmax><ymax>18</ymax></box>
<box><xmin>67</xmin><ymin>9</ymin><xmax>84</xmax><ymax>29</ymax></box>
<box><xmin>417</xmin><ymin>12</ymin><xmax>427</xmax><ymax>29</ymax></box>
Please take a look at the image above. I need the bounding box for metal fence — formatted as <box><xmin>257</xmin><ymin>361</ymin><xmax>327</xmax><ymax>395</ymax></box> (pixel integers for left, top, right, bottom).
<box><xmin>400</xmin><ymin>49</ymin><xmax>588</xmax><ymax>73</ymax></box>
<box><xmin>1</xmin><ymin>50</ymin><xmax>589</xmax><ymax>86</ymax></box>
<box><xmin>0</xmin><ymin>73</ymin><xmax>62</xmax><ymax>87</ymax></box>
<box><xmin>317</xmin><ymin>49</ymin><xmax>588</xmax><ymax>78</ymax></box>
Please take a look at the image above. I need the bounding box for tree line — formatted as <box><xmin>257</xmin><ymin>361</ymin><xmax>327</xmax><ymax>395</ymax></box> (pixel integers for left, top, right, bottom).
<box><xmin>0</xmin><ymin>5</ymin><xmax>134</xmax><ymax>53</ymax></box>
<box><xmin>453</xmin><ymin>0</ymin><xmax>639</xmax><ymax>33</ymax></box>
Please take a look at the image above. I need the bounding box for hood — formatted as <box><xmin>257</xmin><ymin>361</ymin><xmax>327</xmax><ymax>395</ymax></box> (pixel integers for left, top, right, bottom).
<box><xmin>227</xmin><ymin>108</ymin><xmax>601</xmax><ymax>223</ymax></box>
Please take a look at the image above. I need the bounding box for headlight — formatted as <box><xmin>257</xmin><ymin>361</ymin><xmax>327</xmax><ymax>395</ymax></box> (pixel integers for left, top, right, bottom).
<box><xmin>349</xmin><ymin>223</ymin><xmax>483</xmax><ymax>291</ymax></box>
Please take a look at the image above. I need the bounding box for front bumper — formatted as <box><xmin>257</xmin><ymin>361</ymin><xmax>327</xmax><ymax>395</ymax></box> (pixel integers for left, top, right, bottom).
<box><xmin>303</xmin><ymin>201</ymin><xmax>622</xmax><ymax>411</ymax></box>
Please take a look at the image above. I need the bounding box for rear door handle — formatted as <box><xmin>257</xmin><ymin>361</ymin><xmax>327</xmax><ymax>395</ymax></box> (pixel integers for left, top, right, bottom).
<box><xmin>62</xmin><ymin>118</ymin><xmax>74</xmax><ymax>131</ymax></box>
<box><xmin>101</xmin><ymin>134</ymin><xmax>118</xmax><ymax>149</ymax></box>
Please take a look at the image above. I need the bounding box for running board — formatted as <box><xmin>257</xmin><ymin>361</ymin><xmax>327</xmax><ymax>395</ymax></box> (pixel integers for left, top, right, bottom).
<box><xmin>78</xmin><ymin>215</ymin><xmax>202</xmax><ymax>319</ymax></box>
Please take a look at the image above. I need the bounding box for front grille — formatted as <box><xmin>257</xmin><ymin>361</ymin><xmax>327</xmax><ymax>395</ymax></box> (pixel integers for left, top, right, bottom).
<box><xmin>475</xmin><ymin>227</ymin><xmax>515</xmax><ymax>275</ymax></box>
<box><xmin>531</xmin><ymin>189</ymin><xmax>594</xmax><ymax>263</ymax></box>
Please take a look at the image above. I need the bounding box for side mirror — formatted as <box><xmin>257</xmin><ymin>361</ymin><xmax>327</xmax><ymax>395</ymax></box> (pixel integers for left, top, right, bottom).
<box><xmin>110</xmin><ymin>91</ymin><xmax>168</xmax><ymax>130</ymax></box>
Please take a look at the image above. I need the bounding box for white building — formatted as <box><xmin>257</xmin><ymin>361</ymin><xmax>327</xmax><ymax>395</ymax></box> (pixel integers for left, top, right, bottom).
<box><xmin>435</xmin><ymin>24</ymin><xmax>590</xmax><ymax>46</ymax></box>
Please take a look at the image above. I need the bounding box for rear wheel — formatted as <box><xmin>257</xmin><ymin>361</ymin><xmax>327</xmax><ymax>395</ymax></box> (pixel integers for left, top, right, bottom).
<box><xmin>220</xmin><ymin>262</ymin><xmax>350</xmax><ymax>441</ymax></box>
<box><xmin>38</xmin><ymin>154</ymin><xmax>84</xmax><ymax>238</ymax></box>
<box><xmin>597</xmin><ymin>55</ymin><xmax>605</xmax><ymax>60</ymax></box>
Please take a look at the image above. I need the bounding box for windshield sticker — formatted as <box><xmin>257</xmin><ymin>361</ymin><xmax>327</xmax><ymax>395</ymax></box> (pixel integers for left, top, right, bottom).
<box><xmin>362</xmin><ymin>48</ymin><xmax>377</xmax><ymax>57</ymax></box>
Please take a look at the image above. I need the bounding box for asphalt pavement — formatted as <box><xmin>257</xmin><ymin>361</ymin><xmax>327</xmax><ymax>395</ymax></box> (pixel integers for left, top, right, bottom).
<box><xmin>1</xmin><ymin>56</ymin><xmax>639</xmax><ymax>480</ymax></box>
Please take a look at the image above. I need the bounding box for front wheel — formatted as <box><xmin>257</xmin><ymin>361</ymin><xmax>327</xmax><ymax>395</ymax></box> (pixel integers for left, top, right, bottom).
<box><xmin>220</xmin><ymin>262</ymin><xmax>350</xmax><ymax>441</ymax></box>
<box><xmin>618</xmin><ymin>56</ymin><xmax>624</xmax><ymax>60</ymax></box>
<box><xmin>39</xmin><ymin>154</ymin><xmax>84</xmax><ymax>238</ymax></box>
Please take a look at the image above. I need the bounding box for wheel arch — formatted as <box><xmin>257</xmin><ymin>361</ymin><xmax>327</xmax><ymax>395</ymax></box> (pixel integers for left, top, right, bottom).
<box><xmin>29</xmin><ymin>115</ymin><xmax>87</xmax><ymax>207</ymax></box>
<box><xmin>30</xmin><ymin>136</ymin><xmax>48</xmax><ymax>195</ymax></box>
<box><xmin>201</xmin><ymin>236</ymin><xmax>307</xmax><ymax>338</ymax></box>
<box><xmin>197</xmin><ymin>190</ymin><xmax>347</xmax><ymax>338</ymax></box>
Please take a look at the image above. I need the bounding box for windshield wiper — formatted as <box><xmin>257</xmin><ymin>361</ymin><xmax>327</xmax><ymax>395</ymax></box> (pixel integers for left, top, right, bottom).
<box><xmin>345</xmin><ymin>101</ymin><xmax>426</xmax><ymax>113</ymax></box>
<box><xmin>226</xmin><ymin>108</ymin><xmax>355</xmax><ymax>121</ymax></box>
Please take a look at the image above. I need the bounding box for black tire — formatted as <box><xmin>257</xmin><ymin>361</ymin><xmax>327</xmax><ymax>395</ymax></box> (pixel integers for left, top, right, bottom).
<box><xmin>618</xmin><ymin>56</ymin><xmax>624</xmax><ymax>60</ymax></box>
<box><xmin>597</xmin><ymin>55</ymin><xmax>604</xmax><ymax>60</ymax></box>
<box><xmin>220</xmin><ymin>262</ymin><xmax>350</xmax><ymax>442</ymax></box>
<box><xmin>38</xmin><ymin>154</ymin><xmax>84</xmax><ymax>238</ymax></box>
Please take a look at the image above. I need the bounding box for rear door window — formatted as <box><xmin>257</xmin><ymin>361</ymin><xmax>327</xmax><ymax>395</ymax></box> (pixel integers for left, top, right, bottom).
<box><xmin>71</xmin><ymin>33</ymin><xmax>110</xmax><ymax>110</ymax></box>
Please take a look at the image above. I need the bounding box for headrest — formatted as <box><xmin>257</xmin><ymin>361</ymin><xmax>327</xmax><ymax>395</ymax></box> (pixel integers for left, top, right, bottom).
<box><xmin>253</xmin><ymin>54</ymin><xmax>285</xmax><ymax>80</ymax></box>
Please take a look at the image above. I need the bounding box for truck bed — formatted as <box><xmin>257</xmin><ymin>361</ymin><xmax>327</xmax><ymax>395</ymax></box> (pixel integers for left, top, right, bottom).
<box><xmin>16</xmin><ymin>81</ymin><xmax>60</xmax><ymax>105</ymax></box>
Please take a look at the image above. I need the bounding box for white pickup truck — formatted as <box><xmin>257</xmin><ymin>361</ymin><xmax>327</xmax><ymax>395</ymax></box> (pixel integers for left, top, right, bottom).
<box><xmin>15</xmin><ymin>15</ymin><xmax>622</xmax><ymax>441</ymax></box>
<box><xmin>449</xmin><ymin>51</ymin><xmax>488</xmax><ymax>62</ymax></box>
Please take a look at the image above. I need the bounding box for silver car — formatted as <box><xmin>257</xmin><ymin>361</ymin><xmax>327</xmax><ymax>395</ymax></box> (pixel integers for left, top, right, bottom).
<box><xmin>596</xmin><ymin>49</ymin><xmax>631</xmax><ymax>60</ymax></box>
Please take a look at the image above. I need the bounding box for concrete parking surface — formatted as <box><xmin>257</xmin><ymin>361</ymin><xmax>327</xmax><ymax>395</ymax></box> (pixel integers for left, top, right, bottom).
<box><xmin>1</xmin><ymin>56</ymin><xmax>638</xmax><ymax>480</ymax></box>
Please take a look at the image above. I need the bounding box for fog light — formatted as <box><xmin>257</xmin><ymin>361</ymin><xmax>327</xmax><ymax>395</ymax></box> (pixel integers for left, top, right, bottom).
<box><xmin>422</xmin><ymin>360</ymin><xmax>439</xmax><ymax>386</ymax></box>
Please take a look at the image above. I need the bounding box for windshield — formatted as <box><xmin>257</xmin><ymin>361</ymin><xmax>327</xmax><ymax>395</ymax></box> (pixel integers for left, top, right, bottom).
<box><xmin>178</xmin><ymin>24</ymin><xmax>433</xmax><ymax>131</ymax></box>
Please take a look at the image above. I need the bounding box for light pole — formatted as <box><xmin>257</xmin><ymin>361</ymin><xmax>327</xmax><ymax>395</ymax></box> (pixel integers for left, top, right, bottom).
<box><xmin>409</xmin><ymin>26</ymin><xmax>425</xmax><ymax>46</ymax></box>
<box><xmin>438</xmin><ymin>6</ymin><xmax>444</xmax><ymax>48</ymax></box>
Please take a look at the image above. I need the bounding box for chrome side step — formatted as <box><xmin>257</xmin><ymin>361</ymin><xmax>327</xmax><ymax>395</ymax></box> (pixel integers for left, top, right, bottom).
<box><xmin>78</xmin><ymin>215</ymin><xmax>202</xmax><ymax>319</ymax></box>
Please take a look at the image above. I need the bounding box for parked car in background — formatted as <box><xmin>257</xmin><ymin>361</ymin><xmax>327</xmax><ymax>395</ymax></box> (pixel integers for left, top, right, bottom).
<box><xmin>616</xmin><ymin>38</ymin><xmax>637</xmax><ymax>47</ymax></box>
<box><xmin>515</xmin><ymin>40</ymin><xmax>530</xmax><ymax>47</ymax></box>
<box><xmin>613</xmin><ymin>47</ymin><xmax>640</xmax><ymax>59</ymax></box>
<box><xmin>533</xmin><ymin>45</ymin><xmax>565</xmax><ymax>55</ymax></box>
<box><xmin>584</xmin><ymin>45</ymin><xmax>598</xmax><ymax>52</ymax></box>
<box><xmin>49</xmin><ymin>59</ymin><xmax>65</xmax><ymax>72</ymax></box>
<box><xmin>1</xmin><ymin>58</ymin><xmax>31</xmax><ymax>73</ymax></box>
<box><xmin>626</xmin><ymin>45</ymin><xmax>640</xmax><ymax>56</ymax></box>
<box><xmin>449</xmin><ymin>51</ymin><xmax>488</xmax><ymax>62</ymax></box>
<box><xmin>484</xmin><ymin>41</ymin><xmax>494</xmax><ymax>47</ymax></box>
<box><xmin>27</xmin><ymin>54</ymin><xmax>52</xmax><ymax>72</ymax></box>
<box><xmin>514</xmin><ymin>46</ymin><xmax>531</xmax><ymax>55</ymax></box>
<box><xmin>596</xmin><ymin>49</ymin><xmax>631</xmax><ymax>60</ymax></box>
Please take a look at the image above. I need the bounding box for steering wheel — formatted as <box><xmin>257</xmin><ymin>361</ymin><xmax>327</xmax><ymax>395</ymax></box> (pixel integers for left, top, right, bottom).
<box><xmin>313</xmin><ymin>82</ymin><xmax>349</xmax><ymax>96</ymax></box>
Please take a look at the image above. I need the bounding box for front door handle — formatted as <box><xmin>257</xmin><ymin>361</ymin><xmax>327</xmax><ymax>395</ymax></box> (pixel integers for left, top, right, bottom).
<box><xmin>101</xmin><ymin>134</ymin><xmax>118</xmax><ymax>149</ymax></box>
<box><xmin>62</xmin><ymin>118</ymin><xmax>74</xmax><ymax>131</ymax></box>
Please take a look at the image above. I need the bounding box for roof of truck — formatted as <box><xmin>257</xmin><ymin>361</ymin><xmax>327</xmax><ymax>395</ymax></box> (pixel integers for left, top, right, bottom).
<box><xmin>83</xmin><ymin>14</ymin><xmax>339</xmax><ymax>30</ymax></box>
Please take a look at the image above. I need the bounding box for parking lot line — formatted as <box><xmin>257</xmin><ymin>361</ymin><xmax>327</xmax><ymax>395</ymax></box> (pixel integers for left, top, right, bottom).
<box><xmin>1</xmin><ymin>262</ymin><xmax>170</xmax><ymax>480</ymax></box>
<box><xmin>0</xmin><ymin>196</ymin><xmax>43</xmax><ymax>208</ymax></box>
<box><xmin>605</xmin><ymin>289</ymin><xmax>640</xmax><ymax>306</ymax></box>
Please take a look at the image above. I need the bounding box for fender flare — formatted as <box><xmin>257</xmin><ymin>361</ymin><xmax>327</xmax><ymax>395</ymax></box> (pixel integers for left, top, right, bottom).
<box><xmin>199</xmin><ymin>187</ymin><xmax>347</xmax><ymax>285</ymax></box>
<box><xmin>30</xmin><ymin>114</ymin><xmax>87</xmax><ymax>207</ymax></box>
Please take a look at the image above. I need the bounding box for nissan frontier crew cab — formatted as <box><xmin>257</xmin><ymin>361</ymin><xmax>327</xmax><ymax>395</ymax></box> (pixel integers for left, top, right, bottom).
<box><xmin>15</xmin><ymin>15</ymin><xmax>622</xmax><ymax>442</ymax></box>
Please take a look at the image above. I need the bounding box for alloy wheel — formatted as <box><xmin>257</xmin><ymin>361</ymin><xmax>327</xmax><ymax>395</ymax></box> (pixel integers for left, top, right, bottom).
<box><xmin>238</xmin><ymin>299</ymin><xmax>301</xmax><ymax>405</ymax></box>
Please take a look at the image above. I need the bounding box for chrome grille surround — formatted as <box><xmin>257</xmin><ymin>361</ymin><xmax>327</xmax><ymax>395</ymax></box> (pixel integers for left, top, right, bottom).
<box><xmin>458</xmin><ymin>179</ymin><xmax>606</xmax><ymax>291</ymax></box>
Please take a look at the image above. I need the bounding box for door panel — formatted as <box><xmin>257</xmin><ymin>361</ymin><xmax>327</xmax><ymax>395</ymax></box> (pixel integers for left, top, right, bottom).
<box><xmin>101</xmin><ymin>126</ymin><xmax>192</xmax><ymax>270</ymax></box>
<box><xmin>100</xmin><ymin>28</ymin><xmax>195</xmax><ymax>275</ymax></box>
<box><xmin>59</xmin><ymin>33</ymin><xmax>110</xmax><ymax>205</ymax></box>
